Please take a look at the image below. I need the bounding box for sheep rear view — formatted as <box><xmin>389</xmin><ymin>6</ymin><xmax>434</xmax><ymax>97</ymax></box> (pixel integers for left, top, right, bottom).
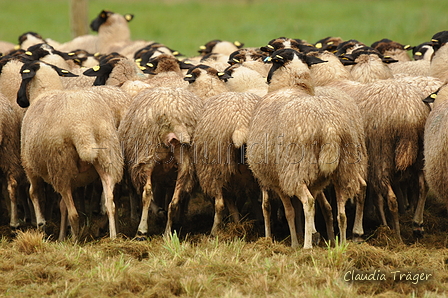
<box><xmin>18</xmin><ymin>61</ymin><xmax>123</xmax><ymax>241</ymax></box>
<box><xmin>118</xmin><ymin>87</ymin><xmax>202</xmax><ymax>239</ymax></box>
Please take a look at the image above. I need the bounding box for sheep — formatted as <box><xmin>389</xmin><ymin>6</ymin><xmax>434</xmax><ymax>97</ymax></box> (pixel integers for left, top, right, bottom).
<box><xmin>222</xmin><ymin>63</ymin><xmax>268</xmax><ymax>97</ymax></box>
<box><xmin>247</xmin><ymin>49</ymin><xmax>367</xmax><ymax>248</ymax></box>
<box><xmin>197</xmin><ymin>39</ymin><xmax>244</xmax><ymax>57</ymax></box>
<box><xmin>371</xmin><ymin>38</ymin><xmax>412</xmax><ymax>62</ymax></box>
<box><xmin>193</xmin><ymin>91</ymin><xmax>261</xmax><ymax>235</ymax></box>
<box><xmin>0</xmin><ymin>41</ymin><xmax>15</xmax><ymax>55</ymax></box>
<box><xmin>412</xmin><ymin>42</ymin><xmax>434</xmax><ymax>61</ymax></box>
<box><xmin>308</xmin><ymin>50</ymin><xmax>368</xmax><ymax>241</ymax></box>
<box><xmin>184</xmin><ymin>64</ymin><xmax>231</xmax><ymax>100</ymax></box>
<box><xmin>227</xmin><ymin>48</ymin><xmax>270</xmax><ymax>78</ymax></box>
<box><xmin>429</xmin><ymin>31</ymin><xmax>448</xmax><ymax>82</ymax></box>
<box><xmin>118</xmin><ymin>86</ymin><xmax>203</xmax><ymax>239</ymax></box>
<box><xmin>136</xmin><ymin>53</ymin><xmax>192</xmax><ymax>89</ymax></box>
<box><xmin>343</xmin><ymin>46</ymin><xmax>397</xmax><ymax>83</ymax></box>
<box><xmin>17</xmin><ymin>60</ymin><xmax>124</xmax><ymax>241</ymax></box>
<box><xmin>318</xmin><ymin>48</ymin><xmax>432</xmax><ymax>239</ymax></box>
<box><xmin>313</xmin><ymin>36</ymin><xmax>344</xmax><ymax>52</ymax></box>
<box><xmin>422</xmin><ymin>84</ymin><xmax>448</xmax><ymax>214</ymax></box>
<box><xmin>0</xmin><ymin>93</ymin><xmax>25</xmax><ymax>229</ymax></box>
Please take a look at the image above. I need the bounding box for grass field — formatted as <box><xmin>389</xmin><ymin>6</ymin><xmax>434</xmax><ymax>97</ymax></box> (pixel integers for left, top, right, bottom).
<box><xmin>1</xmin><ymin>1</ymin><xmax>448</xmax><ymax>297</ymax></box>
<box><xmin>1</xmin><ymin>0</ymin><xmax>448</xmax><ymax>57</ymax></box>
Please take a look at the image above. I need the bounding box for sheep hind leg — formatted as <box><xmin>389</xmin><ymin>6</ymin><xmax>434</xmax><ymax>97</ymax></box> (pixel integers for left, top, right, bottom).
<box><xmin>333</xmin><ymin>185</ymin><xmax>349</xmax><ymax>245</ymax></box>
<box><xmin>315</xmin><ymin>191</ymin><xmax>335</xmax><ymax>244</ymax></box>
<box><xmin>164</xmin><ymin>179</ymin><xmax>186</xmax><ymax>237</ymax></box>
<box><xmin>94</xmin><ymin>162</ymin><xmax>117</xmax><ymax>239</ymax></box>
<box><xmin>136</xmin><ymin>171</ymin><xmax>153</xmax><ymax>240</ymax></box>
<box><xmin>58</xmin><ymin>199</ymin><xmax>68</xmax><ymax>241</ymax></box>
<box><xmin>412</xmin><ymin>171</ymin><xmax>428</xmax><ymax>238</ymax></box>
<box><xmin>277</xmin><ymin>192</ymin><xmax>300</xmax><ymax>248</ymax></box>
<box><xmin>60</xmin><ymin>189</ymin><xmax>80</xmax><ymax>241</ymax></box>
<box><xmin>7</xmin><ymin>175</ymin><xmax>19</xmax><ymax>229</ymax></box>
<box><xmin>210</xmin><ymin>190</ymin><xmax>225</xmax><ymax>236</ymax></box>
<box><xmin>295</xmin><ymin>184</ymin><xmax>316</xmax><ymax>249</ymax></box>
<box><xmin>261</xmin><ymin>188</ymin><xmax>272</xmax><ymax>240</ymax></box>
<box><xmin>224</xmin><ymin>195</ymin><xmax>240</xmax><ymax>224</ymax></box>
<box><xmin>386</xmin><ymin>183</ymin><xmax>402</xmax><ymax>242</ymax></box>
<box><xmin>28</xmin><ymin>176</ymin><xmax>47</xmax><ymax>233</ymax></box>
<box><xmin>352</xmin><ymin>175</ymin><xmax>367</xmax><ymax>242</ymax></box>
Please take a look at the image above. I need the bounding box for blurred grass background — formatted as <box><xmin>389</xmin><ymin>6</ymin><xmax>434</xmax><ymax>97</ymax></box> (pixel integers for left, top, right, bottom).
<box><xmin>1</xmin><ymin>0</ymin><xmax>448</xmax><ymax>57</ymax></box>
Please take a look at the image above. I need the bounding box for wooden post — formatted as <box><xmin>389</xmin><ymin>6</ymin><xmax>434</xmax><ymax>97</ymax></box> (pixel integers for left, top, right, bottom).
<box><xmin>70</xmin><ymin>0</ymin><xmax>89</xmax><ymax>38</ymax></box>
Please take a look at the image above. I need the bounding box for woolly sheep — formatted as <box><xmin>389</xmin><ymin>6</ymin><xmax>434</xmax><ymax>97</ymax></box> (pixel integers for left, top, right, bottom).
<box><xmin>423</xmin><ymin>84</ymin><xmax>448</xmax><ymax>208</ymax></box>
<box><xmin>321</xmin><ymin>47</ymin><xmax>432</xmax><ymax>238</ymax></box>
<box><xmin>118</xmin><ymin>86</ymin><xmax>203</xmax><ymax>239</ymax></box>
<box><xmin>184</xmin><ymin>64</ymin><xmax>231</xmax><ymax>100</ymax></box>
<box><xmin>0</xmin><ymin>93</ymin><xmax>25</xmax><ymax>228</ymax></box>
<box><xmin>429</xmin><ymin>31</ymin><xmax>448</xmax><ymax>82</ymax></box>
<box><xmin>222</xmin><ymin>63</ymin><xmax>268</xmax><ymax>97</ymax></box>
<box><xmin>193</xmin><ymin>91</ymin><xmax>261</xmax><ymax>234</ymax></box>
<box><xmin>247</xmin><ymin>49</ymin><xmax>366</xmax><ymax>248</ymax></box>
<box><xmin>17</xmin><ymin>60</ymin><xmax>123</xmax><ymax>241</ymax></box>
<box><xmin>371</xmin><ymin>38</ymin><xmax>412</xmax><ymax>62</ymax></box>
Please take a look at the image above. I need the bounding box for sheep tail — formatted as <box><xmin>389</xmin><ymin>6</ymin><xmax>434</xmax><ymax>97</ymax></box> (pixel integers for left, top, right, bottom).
<box><xmin>318</xmin><ymin>127</ymin><xmax>341</xmax><ymax>175</ymax></box>
<box><xmin>395</xmin><ymin>137</ymin><xmax>418</xmax><ymax>171</ymax></box>
<box><xmin>232</xmin><ymin>127</ymin><xmax>249</xmax><ymax>148</ymax></box>
<box><xmin>73</xmin><ymin>131</ymin><xmax>99</xmax><ymax>163</ymax></box>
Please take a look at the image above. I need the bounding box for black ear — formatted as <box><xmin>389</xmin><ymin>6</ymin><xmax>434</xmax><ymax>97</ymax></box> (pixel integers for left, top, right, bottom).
<box><xmin>339</xmin><ymin>55</ymin><xmax>357</xmax><ymax>66</ymax></box>
<box><xmin>217</xmin><ymin>71</ymin><xmax>232</xmax><ymax>82</ymax></box>
<box><xmin>178</xmin><ymin>60</ymin><xmax>194</xmax><ymax>70</ymax></box>
<box><xmin>83</xmin><ymin>64</ymin><xmax>114</xmax><ymax>86</ymax></box>
<box><xmin>183</xmin><ymin>73</ymin><xmax>196</xmax><ymax>83</ymax></box>
<box><xmin>124</xmin><ymin>14</ymin><xmax>134</xmax><ymax>22</ymax></box>
<box><xmin>423</xmin><ymin>89</ymin><xmax>440</xmax><ymax>103</ymax></box>
<box><xmin>49</xmin><ymin>64</ymin><xmax>78</xmax><ymax>77</ymax></box>
<box><xmin>17</xmin><ymin>63</ymin><xmax>37</xmax><ymax>108</ymax></box>
<box><xmin>381</xmin><ymin>55</ymin><xmax>399</xmax><ymax>64</ymax></box>
<box><xmin>304</xmin><ymin>55</ymin><xmax>327</xmax><ymax>66</ymax></box>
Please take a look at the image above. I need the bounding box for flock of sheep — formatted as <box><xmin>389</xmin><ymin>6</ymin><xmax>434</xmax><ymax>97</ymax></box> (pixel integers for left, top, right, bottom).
<box><xmin>0</xmin><ymin>9</ymin><xmax>447</xmax><ymax>248</ymax></box>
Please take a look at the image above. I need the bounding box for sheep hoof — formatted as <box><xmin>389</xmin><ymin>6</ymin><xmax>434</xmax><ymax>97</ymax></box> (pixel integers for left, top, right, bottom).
<box><xmin>312</xmin><ymin>232</ymin><xmax>321</xmax><ymax>246</ymax></box>
<box><xmin>134</xmin><ymin>231</ymin><xmax>148</xmax><ymax>241</ymax></box>
<box><xmin>352</xmin><ymin>233</ymin><xmax>364</xmax><ymax>243</ymax></box>
<box><xmin>412</xmin><ymin>222</ymin><xmax>424</xmax><ymax>239</ymax></box>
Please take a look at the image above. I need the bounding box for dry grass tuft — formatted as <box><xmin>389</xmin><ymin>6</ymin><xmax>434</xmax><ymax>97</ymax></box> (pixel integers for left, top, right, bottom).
<box><xmin>13</xmin><ymin>229</ymin><xmax>47</xmax><ymax>254</ymax></box>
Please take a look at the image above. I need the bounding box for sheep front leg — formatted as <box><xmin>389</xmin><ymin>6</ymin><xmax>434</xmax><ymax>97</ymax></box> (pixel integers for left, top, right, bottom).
<box><xmin>28</xmin><ymin>176</ymin><xmax>46</xmax><ymax>232</ymax></box>
<box><xmin>136</xmin><ymin>172</ymin><xmax>153</xmax><ymax>240</ymax></box>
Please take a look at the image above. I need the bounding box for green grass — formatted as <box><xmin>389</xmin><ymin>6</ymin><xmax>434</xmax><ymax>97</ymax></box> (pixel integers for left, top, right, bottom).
<box><xmin>1</xmin><ymin>0</ymin><xmax>448</xmax><ymax>57</ymax></box>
